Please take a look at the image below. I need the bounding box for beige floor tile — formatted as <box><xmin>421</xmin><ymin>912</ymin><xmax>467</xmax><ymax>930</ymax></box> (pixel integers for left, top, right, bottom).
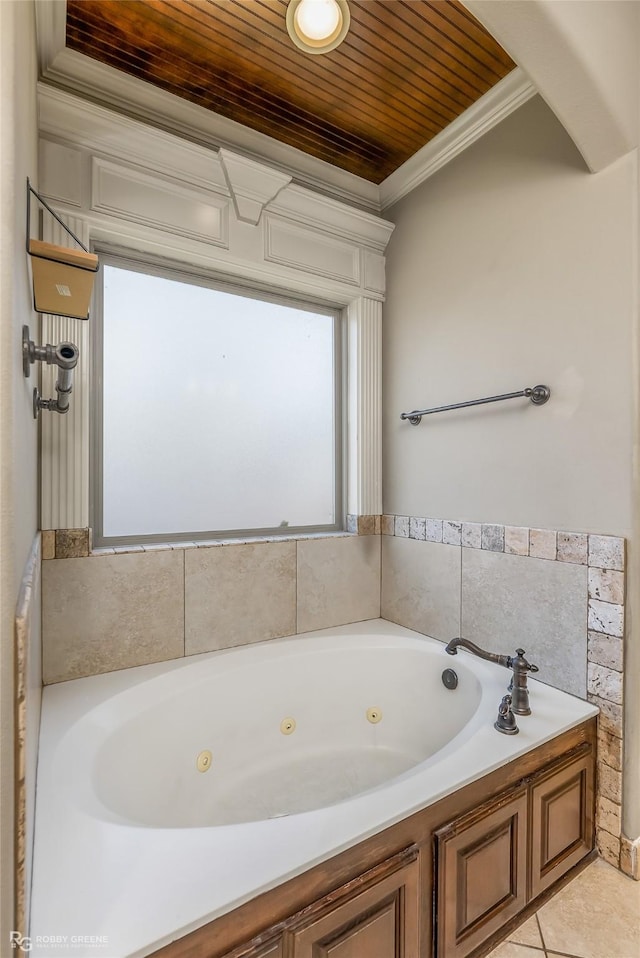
<box><xmin>486</xmin><ymin>943</ymin><xmax>544</xmax><ymax>958</ymax></box>
<box><xmin>536</xmin><ymin>859</ymin><xmax>640</xmax><ymax>958</ymax></box>
<box><xmin>507</xmin><ymin>916</ymin><xmax>545</xmax><ymax>948</ymax></box>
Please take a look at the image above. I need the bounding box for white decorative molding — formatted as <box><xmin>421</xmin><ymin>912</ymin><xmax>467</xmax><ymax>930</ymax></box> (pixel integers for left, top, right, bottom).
<box><xmin>39</xmin><ymin>214</ymin><xmax>91</xmax><ymax>531</ymax></box>
<box><xmin>264</xmin><ymin>216</ymin><xmax>360</xmax><ymax>287</ymax></box>
<box><xmin>34</xmin><ymin>3</ymin><xmax>538</xmax><ymax>212</ymax></box>
<box><xmin>38</xmin><ymin>85</ymin><xmax>229</xmax><ymax>198</ymax></box>
<box><xmin>34</xmin><ymin>9</ymin><xmax>380</xmax><ymax>213</ymax></box>
<box><xmin>347</xmin><ymin>298</ymin><xmax>382</xmax><ymax>516</ymax></box>
<box><xmin>37</xmin><ymin>89</ymin><xmax>393</xmax><ymax>531</ymax></box>
<box><xmin>218</xmin><ymin>149</ymin><xmax>291</xmax><ymax>226</ymax></box>
<box><xmin>38</xmin><ymin>140</ymin><xmax>83</xmax><ymax>208</ymax></box>
<box><xmin>379</xmin><ymin>69</ymin><xmax>536</xmax><ymax>209</ymax></box>
<box><xmin>91</xmin><ymin>158</ymin><xmax>229</xmax><ymax>248</ymax></box>
<box><xmin>362</xmin><ymin>250</ymin><xmax>385</xmax><ymax>296</ymax></box>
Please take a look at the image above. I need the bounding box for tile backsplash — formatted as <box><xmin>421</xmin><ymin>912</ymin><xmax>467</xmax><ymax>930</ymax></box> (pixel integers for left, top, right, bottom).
<box><xmin>42</xmin><ymin>534</ymin><xmax>381</xmax><ymax>683</ymax></box>
<box><xmin>380</xmin><ymin>512</ymin><xmax>627</xmax><ymax>876</ymax></box>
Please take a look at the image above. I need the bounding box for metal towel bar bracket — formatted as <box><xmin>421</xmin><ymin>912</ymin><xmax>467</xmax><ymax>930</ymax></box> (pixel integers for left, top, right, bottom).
<box><xmin>400</xmin><ymin>384</ymin><xmax>550</xmax><ymax>425</ymax></box>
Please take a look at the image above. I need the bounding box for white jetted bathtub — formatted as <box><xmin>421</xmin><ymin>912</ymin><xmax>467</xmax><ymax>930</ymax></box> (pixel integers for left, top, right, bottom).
<box><xmin>30</xmin><ymin>619</ymin><xmax>597</xmax><ymax>957</ymax></box>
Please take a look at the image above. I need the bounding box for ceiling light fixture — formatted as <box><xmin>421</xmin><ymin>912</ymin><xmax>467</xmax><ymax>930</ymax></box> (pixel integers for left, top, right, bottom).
<box><xmin>286</xmin><ymin>0</ymin><xmax>350</xmax><ymax>55</ymax></box>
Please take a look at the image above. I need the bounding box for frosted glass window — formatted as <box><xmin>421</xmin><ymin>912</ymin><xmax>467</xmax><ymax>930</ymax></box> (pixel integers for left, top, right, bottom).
<box><xmin>98</xmin><ymin>261</ymin><xmax>340</xmax><ymax>541</ymax></box>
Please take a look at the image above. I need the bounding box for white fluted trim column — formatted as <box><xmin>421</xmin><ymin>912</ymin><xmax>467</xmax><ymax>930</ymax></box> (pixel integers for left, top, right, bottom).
<box><xmin>347</xmin><ymin>296</ymin><xmax>382</xmax><ymax>517</ymax></box>
<box><xmin>39</xmin><ymin>214</ymin><xmax>91</xmax><ymax>530</ymax></box>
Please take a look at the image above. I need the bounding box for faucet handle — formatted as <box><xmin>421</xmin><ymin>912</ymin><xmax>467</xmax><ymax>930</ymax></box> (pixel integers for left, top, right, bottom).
<box><xmin>494</xmin><ymin>694</ymin><xmax>519</xmax><ymax>735</ymax></box>
<box><xmin>512</xmin><ymin>648</ymin><xmax>539</xmax><ymax>673</ymax></box>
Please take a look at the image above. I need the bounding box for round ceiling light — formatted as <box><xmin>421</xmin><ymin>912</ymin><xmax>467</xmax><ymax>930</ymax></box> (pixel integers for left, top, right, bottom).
<box><xmin>286</xmin><ymin>0</ymin><xmax>350</xmax><ymax>55</ymax></box>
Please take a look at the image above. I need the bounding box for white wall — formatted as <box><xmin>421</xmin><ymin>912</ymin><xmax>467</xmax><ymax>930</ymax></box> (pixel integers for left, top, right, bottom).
<box><xmin>383</xmin><ymin>95</ymin><xmax>638</xmax><ymax>838</ymax></box>
<box><xmin>384</xmin><ymin>95</ymin><xmax>635</xmax><ymax>536</ymax></box>
<box><xmin>0</xmin><ymin>0</ymin><xmax>40</xmax><ymax>941</ymax></box>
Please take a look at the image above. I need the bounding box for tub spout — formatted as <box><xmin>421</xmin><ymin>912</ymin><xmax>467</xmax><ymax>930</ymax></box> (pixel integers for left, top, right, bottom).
<box><xmin>445</xmin><ymin>638</ymin><xmax>539</xmax><ymax>715</ymax></box>
<box><xmin>444</xmin><ymin>637</ymin><xmax>511</xmax><ymax>669</ymax></box>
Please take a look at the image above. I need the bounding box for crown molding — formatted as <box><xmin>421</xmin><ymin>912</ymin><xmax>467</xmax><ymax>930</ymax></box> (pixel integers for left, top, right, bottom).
<box><xmin>35</xmin><ymin>1</ymin><xmax>536</xmax><ymax>215</ymax></box>
<box><xmin>378</xmin><ymin>69</ymin><xmax>536</xmax><ymax>210</ymax></box>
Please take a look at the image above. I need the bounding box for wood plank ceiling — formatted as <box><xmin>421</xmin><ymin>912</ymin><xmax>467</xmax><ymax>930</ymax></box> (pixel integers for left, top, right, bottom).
<box><xmin>65</xmin><ymin>0</ymin><xmax>515</xmax><ymax>184</ymax></box>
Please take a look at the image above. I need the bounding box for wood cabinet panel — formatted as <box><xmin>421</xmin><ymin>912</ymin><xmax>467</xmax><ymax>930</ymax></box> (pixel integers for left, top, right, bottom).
<box><xmin>435</xmin><ymin>789</ymin><xmax>528</xmax><ymax>958</ymax></box>
<box><xmin>286</xmin><ymin>846</ymin><xmax>420</xmax><ymax>958</ymax></box>
<box><xmin>223</xmin><ymin>940</ymin><xmax>282</xmax><ymax>958</ymax></box>
<box><xmin>530</xmin><ymin>748</ymin><xmax>594</xmax><ymax>898</ymax></box>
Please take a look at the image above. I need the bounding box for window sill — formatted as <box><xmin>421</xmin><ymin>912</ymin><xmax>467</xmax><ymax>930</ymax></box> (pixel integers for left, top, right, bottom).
<box><xmin>90</xmin><ymin>530</ymin><xmax>359</xmax><ymax>557</ymax></box>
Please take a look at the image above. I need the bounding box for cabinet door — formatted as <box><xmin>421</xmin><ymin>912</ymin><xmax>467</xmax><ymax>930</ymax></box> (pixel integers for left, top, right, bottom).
<box><xmin>530</xmin><ymin>749</ymin><xmax>594</xmax><ymax>898</ymax></box>
<box><xmin>222</xmin><ymin>935</ymin><xmax>283</xmax><ymax>958</ymax></box>
<box><xmin>286</xmin><ymin>846</ymin><xmax>420</xmax><ymax>958</ymax></box>
<box><xmin>435</xmin><ymin>788</ymin><xmax>528</xmax><ymax>958</ymax></box>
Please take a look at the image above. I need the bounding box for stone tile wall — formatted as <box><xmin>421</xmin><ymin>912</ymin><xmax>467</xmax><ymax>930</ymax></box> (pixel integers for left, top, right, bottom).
<box><xmin>380</xmin><ymin>513</ymin><xmax>629</xmax><ymax>877</ymax></box>
<box><xmin>15</xmin><ymin>534</ymin><xmax>42</xmax><ymax>939</ymax></box>
<box><xmin>42</xmin><ymin>533</ymin><xmax>381</xmax><ymax>684</ymax></box>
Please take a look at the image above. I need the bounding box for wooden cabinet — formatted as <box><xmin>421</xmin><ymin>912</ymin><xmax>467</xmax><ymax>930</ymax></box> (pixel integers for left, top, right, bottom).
<box><xmin>435</xmin><ymin>788</ymin><xmax>528</xmax><ymax>958</ymax></box>
<box><xmin>530</xmin><ymin>750</ymin><xmax>594</xmax><ymax>898</ymax></box>
<box><xmin>152</xmin><ymin>721</ymin><xmax>596</xmax><ymax>958</ymax></box>
<box><xmin>434</xmin><ymin>746</ymin><xmax>594</xmax><ymax>958</ymax></box>
<box><xmin>286</xmin><ymin>845</ymin><xmax>420</xmax><ymax>958</ymax></box>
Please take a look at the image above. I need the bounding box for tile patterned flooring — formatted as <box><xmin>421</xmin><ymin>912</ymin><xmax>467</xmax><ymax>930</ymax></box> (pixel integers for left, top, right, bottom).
<box><xmin>488</xmin><ymin>859</ymin><xmax>640</xmax><ymax>958</ymax></box>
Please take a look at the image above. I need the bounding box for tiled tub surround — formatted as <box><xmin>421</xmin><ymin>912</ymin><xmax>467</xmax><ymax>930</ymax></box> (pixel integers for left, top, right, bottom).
<box><xmin>380</xmin><ymin>515</ymin><xmax>629</xmax><ymax>877</ymax></box>
<box><xmin>42</xmin><ymin>516</ymin><xmax>632</xmax><ymax>879</ymax></box>
<box><xmin>15</xmin><ymin>534</ymin><xmax>42</xmax><ymax>940</ymax></box>
<box><xmin>42</xmin><ymin>533</ymin><xmax>381</xmax><ymax>683</ymax></box>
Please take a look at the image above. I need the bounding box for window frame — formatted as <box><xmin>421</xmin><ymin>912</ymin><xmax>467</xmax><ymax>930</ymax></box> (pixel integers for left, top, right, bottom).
<box><xmin>90</xmin><ymin>248</ymin><xmax>346</xmax><ymax>548</ymax></box>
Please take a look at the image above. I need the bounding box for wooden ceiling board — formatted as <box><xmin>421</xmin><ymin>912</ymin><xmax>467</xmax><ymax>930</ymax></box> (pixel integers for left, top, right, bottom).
<box><xmin>65</xmin><ymin>0</ymin><xmax>515</xmax><ymax>183</ymax></box>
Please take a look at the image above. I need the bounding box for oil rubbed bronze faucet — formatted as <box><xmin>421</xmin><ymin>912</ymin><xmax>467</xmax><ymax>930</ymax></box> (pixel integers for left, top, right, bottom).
<box><xmin>444</xmin><ymin>638</ymin><xmax>539</xmax><ymax>715</ymax></box>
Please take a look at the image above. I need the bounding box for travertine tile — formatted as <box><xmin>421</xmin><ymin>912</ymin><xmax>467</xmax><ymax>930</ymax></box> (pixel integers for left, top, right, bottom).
<box><xmin>55</xmin><ymin>527</ymin><xmax>90</xmax><ymax>558</ymax></box>
<box><xmin>588</xmin><ymin>599</ymin><xmax>624</xmax><ymax>638</ymax></box>
<box><xmin>588</xmin><ymin>662</ymin><xmax>623</xmax><ymax>705</ymax></box>
<box><xmin>621</xmin><ymin>836</ymin><xmax>640</xmax><ymax>880</ymax></box>
<box><xmin>588</xmin><ymin>567</ymin><xmax>625</xmax><ymax>605</ymax></box>
<box><xmin>481</xmin><ymin>523</ymin><xmax>504</xmax><ymax>552</ymax></box>
<box><xmin>462</xmin><ymin>550</ymin><xmax>587</xmax><ymax>697</ymax></box>
<box><xmin>374</xmin><ymin>515</ymin><xmax>381</xmax><ymax>535</ymax></box>
<box><xmin>394</xmin><ymin>515</ymin><xmax>410</xmax><ymax>538</ymax></box>
<box><xmin>596</xmin><ymin>830</ymin><xmax>621</xmax><ymax>868</ymax></box>
<box><xmin>41</xmin><ymin>530</ymin><xmax>55</xmax><ymax>560</ymax></box>
<box><xmin>504</xmin><ymin>526</ymin><xmax>529</xmax><ymax>556</ymax></box>
<box><xmin>588</xmin><ymin>631</ymin><xmax>623</xmax><ymax>672</ymax></box>
<box><xmin>425</xmin><ymin>518</ymin><xmax>443</xmax><ymax>543</ymax></box>
<box><xmin>557</xmin><ymin>531</ymin><xmax>588</xmax><ymax>564</ymax></box>
<box><xmin>15</xmin><ymin>535</ymin><xmax>41</xmax><ymax>937</ymax></box>
<box><xmin>381</xmin><ymin>515</ymin><xmax>395</xmax><ymax>536</ymax></box>
<box><xmin>186</xmin><ymin>541</ymin><xmax>296</xmax><ymax>654</ymax></box>
<box><xmin>588</xmin><ymin>534</ymin><xmax>625</xmax><ymax>571</ymax></box>
<box><xmin>588</xmin><ymin>695</ymin><xmax>623</xmax><ymax>737</ymax></box>
<box><xmin>297</xmin><ymin>535</ymin><xmax>380</xmax><ymax>633</ymax></box>
<box><xmin>43</xmin><ymin>551</ymin><xmax>184</xmax><ymax>683</ymax></box>
<box><xmin>536</xmin><ymin>859</ymin><xmax>639</xmax><ymax>958</ymax></box>
<box><xmin>598</xmin><ymin>726</ymin><xmax>623</xmax><ymax>771</ymax></box>
<box><xmin>598</xmin><ymin>762</ymin><xmax>622</xmax><ymax>804</ymax></box>
<box><xmin>381</xmin><ymin>535</ymin><xmax>460</xmax><ymax>641</ymax></box>
<box><xmin>597</xmin><ymin>796</ymin><xmax>622</xmax><ymax>837</ymax></box>
<box><xmin>409</xmin><ymin>516</ymin><xmax>426</xmax><ymax>540</ymax></box>
<box><xmin>357</xmin><ymin>515</ymin><xmax>377</xmax><ymax>536</ymax></box>
<box><xmin>442</xmin><ymin>520</ymin><xmax>462</xmax><ymax>546</ymax></box>
<box><xmin>529</xmin><ymin>528</ymin><xmax>557</xmax><ymax>560</ymax></box>
<box><xmin>461</xmin><ymin>521</ymin><xmax>482</xmax><ymax>549</ymax></box>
